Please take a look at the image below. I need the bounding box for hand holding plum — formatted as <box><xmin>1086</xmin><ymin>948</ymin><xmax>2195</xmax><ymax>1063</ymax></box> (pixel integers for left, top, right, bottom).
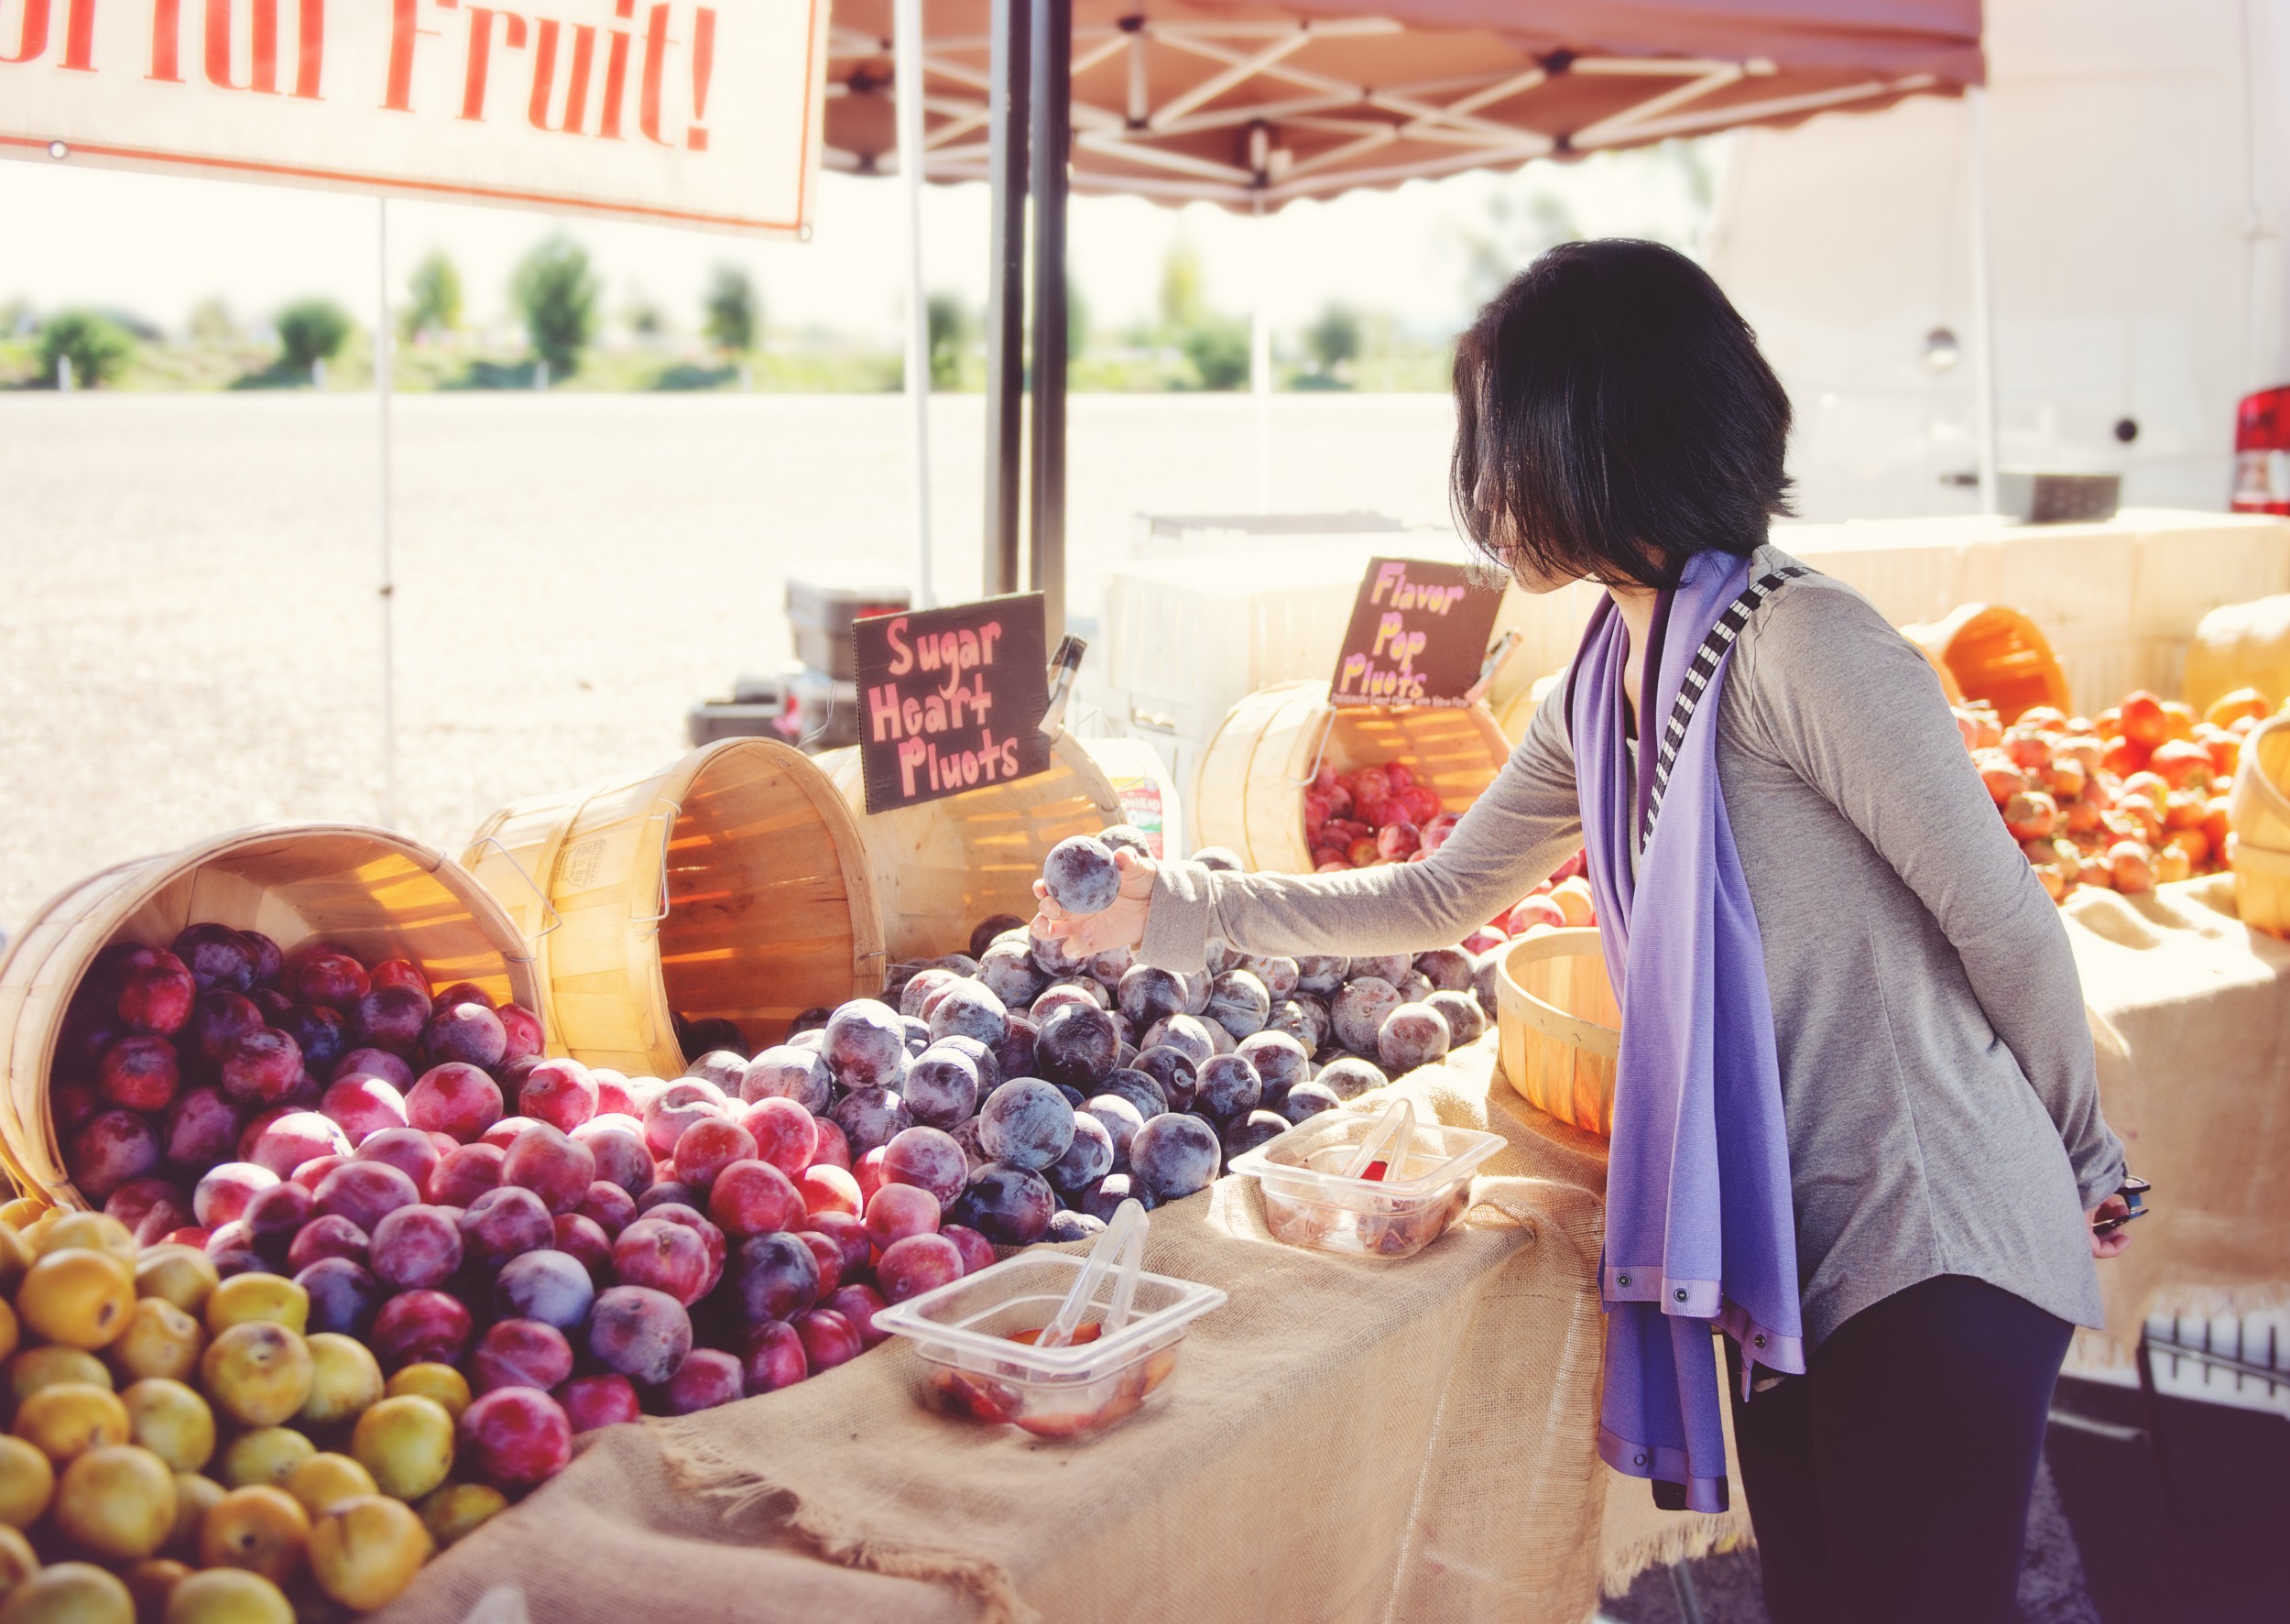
<box><xmin>1031</xmin><ymin>847</ymin><xmax>1155</xmax><ymax>959</ymax></box>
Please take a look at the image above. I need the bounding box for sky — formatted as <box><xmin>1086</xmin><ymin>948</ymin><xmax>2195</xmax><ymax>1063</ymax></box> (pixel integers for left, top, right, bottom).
<box><xmin>0</xmin><ymin>137</ymin><xmax>1719</xmax><ymax>344</ymax></box>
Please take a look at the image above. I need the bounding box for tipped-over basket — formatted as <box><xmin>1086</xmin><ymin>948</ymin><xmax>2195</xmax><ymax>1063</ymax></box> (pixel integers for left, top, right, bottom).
<box><xmin>0</xmin><ymin>823</ymin><xmax>540</xmax><ymax>1207</ymax></box>
<box><xmin>464</xmin><ymin>738</ymin><xmax>884</xmax><ymax>1079</ymax></box>
<box><xmin>1192</xmin><ymin>680</ymin><xmax>1511</xmax><ymax>873</ymax></box>
<box><xmin>1903</xmin><ymin>603</ymin><xmax>2068</xmax><ymax>722</ymax></box>
<box><xmin>813</xmin><ymin>729</ymin><xmax>1124</xmax><ymax>965</ymax></box>
<box><xmin>2228</xmin><ymin>713</ymin><xmax>2290</xmax><ymax>938</ymax></box>
<box><xmin>1494</xmin><ymin>926</ymin><xmax>1619</xmax><ymax>1138</ymax></box>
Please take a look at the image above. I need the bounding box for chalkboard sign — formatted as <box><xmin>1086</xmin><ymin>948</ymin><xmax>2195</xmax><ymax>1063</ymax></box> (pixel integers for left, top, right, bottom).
<box><xmin>1328</xmin><ymin>558</ymin><xmax>1505</xmax><ymax>707</ymax></box>
<box><xmin>853</xmin><ymin>594</ymin><xmax>1052</xmax><ymax>813</ymax></box>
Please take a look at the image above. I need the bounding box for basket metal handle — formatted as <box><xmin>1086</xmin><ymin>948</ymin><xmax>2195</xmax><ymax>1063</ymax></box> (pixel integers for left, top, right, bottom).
<box><xmin>631</xmin><ymin>801</ymin><xmax>681</xmax><ymax>927</ymax></box>
<box><xmin>468</xmin><ymin>835</ymin><xmax>562</xmax><ymax>943</ymax></box>
<box><xmin>1287</xmin><ymin>706</ymin><xmax>1340</xmax><ymax>786</ymax></box>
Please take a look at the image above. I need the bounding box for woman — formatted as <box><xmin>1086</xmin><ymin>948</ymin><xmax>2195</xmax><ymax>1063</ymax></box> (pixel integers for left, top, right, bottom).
<box><xmin>1034</xmin><ymin>240</ymin><xmax>2132</xmax><ymax>1624</ymax></box>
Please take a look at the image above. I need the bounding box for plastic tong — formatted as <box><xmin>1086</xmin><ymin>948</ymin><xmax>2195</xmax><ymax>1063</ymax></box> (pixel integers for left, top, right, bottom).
<box><xmin>1035</xmin><ymin>1198</ymin><xmax>1148</xmax><ymax>1349</ymax></box>
<box><xmin>1340</xmin><ymin>1098</ymin><xmax>1418</xmax><ymax>1183</ymax></box>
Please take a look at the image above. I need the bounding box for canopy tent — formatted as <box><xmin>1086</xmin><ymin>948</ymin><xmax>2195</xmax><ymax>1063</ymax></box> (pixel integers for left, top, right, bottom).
<box><xmin>818</xmin><ymin>0</ymin><xmax>1987</xmax><ymax>640</ymax></box>
<box><xmin>823</xmin><ymin>1</ymin><xmax>1980</xmax><ymax>208</ymax></box>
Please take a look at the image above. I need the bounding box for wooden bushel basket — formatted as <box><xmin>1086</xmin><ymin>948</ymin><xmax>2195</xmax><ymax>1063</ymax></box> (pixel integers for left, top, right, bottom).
<box><xmin>1495</xmin><ymin>927</ymin><xmax>1619</xmax><ymax>1138</ymax></box>
<box><xmin>0</xmin><ymin>824</ymin><xmax>540</xmax><ymax>1207</ymax></box>
<box><xmin>1903</xmin><ymin>603</ymin><xmax>2069</xmax><ymax>722</ymax></box>
<box><xmin>814</xmin><ymin>730</ymin><xmax>1124</xmax><ymax>964</ymax></box>
<box><xmin>464</xmin><ymin>739</ymin><xmax>884</xmax><ymax>1079</ymax></box>
<box><xmin>1192</xmin><ymin>680</ymin><xmax>1511</xmax><ymax>873</ymax></box>
<box><xmin>2228</xmin><ymin>714</ymin><xmax>2290</xmax><ymax>939</ymax></box>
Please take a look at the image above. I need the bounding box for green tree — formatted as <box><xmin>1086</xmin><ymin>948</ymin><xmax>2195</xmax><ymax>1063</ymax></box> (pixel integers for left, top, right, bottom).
<box><xmin>404</xmin><ymin>253</ymin><xmax>463</xmax><ymax>339</ymax></box>
<box><xmin>703</xmin><ymin>265</ymin><xmax>758</xmax><ymax>353</ymax></box>
<box><xmin>187</xmin><ymin>298</ymin><xmax>236</xmax><ymax>344</ymax></box>
<box><xmin>1183</xmin><ymin>315</ymin><xmax>1250</xmax><ymax>391</ymax></box>
<box><xmin>37</xmin><ymin>311</ymin><xmax>135</xmax><ymax>388</ymax></box>
<box><xmin>1304</xmin><ymin>304</ymin><xmax>1362</xmax><ymax>377</ymax></box>
<box><xmin>276</xmin><ymin>300</ymin><xmax>353</xmax><ymax>376</ymax></box>
<box><xmin>511</xmin><ymin>235</ymin><xmax>600</xmax><ymax>377</ymax></box>
<box><xmin>926</xmin><ymin>292</ymin><xmax>972</xmax><ymax>389</ymax></box>
<box><xmin>1159</xmin><ymin>239</ymin><xmax>1204</xmax><ymax>332</ymax></box>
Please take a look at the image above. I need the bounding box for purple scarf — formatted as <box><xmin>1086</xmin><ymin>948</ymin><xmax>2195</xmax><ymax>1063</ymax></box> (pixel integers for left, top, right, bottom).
<box><xmin>1566</xmin><ymin>550</ymin><xmax>1805</xmax><ymax>1512</ymax></box>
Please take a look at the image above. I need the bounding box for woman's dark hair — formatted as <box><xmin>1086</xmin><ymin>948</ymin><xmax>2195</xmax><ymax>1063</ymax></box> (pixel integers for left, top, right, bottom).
<box><xmin>1451</xmin><ymin>238</ymin><xmax>1794</xmax><ymax>591</ymax></box>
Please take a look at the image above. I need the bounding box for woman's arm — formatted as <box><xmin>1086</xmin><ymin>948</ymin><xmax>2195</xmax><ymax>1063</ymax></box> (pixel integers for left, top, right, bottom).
<box><xmin>1742</xmin><ymin>582</ymin><xmax>2128</xmax><ymax>1209</ymax></box>
<box><xmin>1134</xmin><ymin>693</ymin><xmax>1586</xmax><ymax>974</ymax></box>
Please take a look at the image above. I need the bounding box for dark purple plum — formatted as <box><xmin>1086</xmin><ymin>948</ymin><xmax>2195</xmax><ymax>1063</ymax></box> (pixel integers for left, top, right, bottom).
<box><xmin>1267</xmin><ymin>998</ymin><xmax>1329</xmax><ymax>1054</ymax></box>
<box><xmin>1395</xmin><ymin>970</ymin><xmax>1435</xmax><ymax>1005</ymax></box>
<box><xmin>353</xmin><ymin>984</ymin><xmax>432</xmax><ymax>1057</ymax></box>
<box><xmin>683</xmin><ymin>1048</ymin><xmax>749</xmax><ymax>1092</ymax></box>
<box><xmin>880</xmin><ymin>1126</ymin><xmax>968</xmax><ymax>1206</ymax></box>
<box><xmin>494</xmin><ymin>1248</ymin><xmax>595</xmax><ymax>1332</ymax></box>
<box><xmin>1094</xmin><ymin>1068</ymin><xmax>1167</xmax><ymax>1121</ymax></box>
<box><xmin>1194</xmin><ymin>846</ymin><xmax>1242</xmax><ymax>871</ymax></box>
<box><xmin>947</xmin><ymin>1163</ymin><xmax>1056</xmax><ymax>1246</ymax></box>
<box><xmin>1222</xmin><ymin>1109</ymin><xmax>1290</xmax><ymax>1161</ymax></box>
<box><xmin>1138</xmin><ymin>1014</ymin><xmax>1215</xmax><ymax>1066</ymax></box>
<box><xmin>334</xmin><ymin>1046</ymin><xmax>416</xmax><ymax>1088</ymax></box>
<box><xmin>1314</xmin><ymin>1056</ymin><xmax>1389</xmax><ymax>1101</ymax></box>
<box><xmin>1377</xmin><ymin>1003</ymin><xmax>1452</xmax><ymax>1074</ymax></box>
<box><xmin>1035</xmin><ymin>1003</ymin><xmax>1119</xmax><ymax>1091</ymax></box>
<box><xmin>587</xmin><ymin>1285</ymin><xmax>693</xmax><ymax>1387</ymax></box>
<box><xmin>1239</xmin><ymin>954</ymin><xmax>1301</xmax><ymax>1001</ymax></box>
<box><xmin>976</xmin><ymin>942</ymin><xmax>1046</xmax><ymax>1008</ymax></box>
<box><xmin>995</xmin><ymin>1012</ymin><xmax>1038</xmax><ymax>1084</ymax></box>
<box><xmin>897</xmin><ymin>968</ymin><xmax>959</xmax><ymax>1019</ymax></box>
<box><xmin>739</xmin><ymin>1046</ymin><xmax>834</xmax><ymax>1115</ymax></box>
<box><xmin>1052</xmin><ymin>1083</ymin><xmax>1086</xmax><ymax>1109</ymax></box>
<box><xmin>828</xmin><ymin>1086</ymin><xmax>911</xmax><ymax>1157</ymax></box>
<box><xmin>1182</xmin><ymin>970</ymin><xmax>1214</xmax><ymax>1017</ymax></box>
<box><xmin>162</xmin><ymin>1085</ymin><xmax>242</xmax><ymax>1169</ymax></box>
<box><xmin>1332</xmin><ymin>977</ymin><xmax>1404</xmax><ymax>1054</ymax></box>
<box><xmin>297</xmin><ymin>1257</ymin><xmax>383</xmax><ymax>1336</ymax></box>
<box><xmin>948</xmin><ymin>1116</ymin><xmax>989</xmax><ymax>1176</ymax></box>
<box><xmin>727</xmin><ymin>1232</ymin><xmax>822</xmax><ymax>1324</ymax></box>
<box><xmin>1204</xmin><ymin>970</ymin><xmax>1270</xmax><ymax>1041</ymax></box>
<box><xmin>1030</xmin><ymin>980</ymin><xmax>1107</xmax><ymax>1020</ymax></box>
<box><xmin>822</xmin><ymin>1000</ymin><xmax>909</xmax><ymax>1090</ymax></box>
<box><xmin>1046</xmin><ymin>1111</ymin><xmax>1114</xmax><ymax>1194</ymax></box>
<box><xmin>1129</xmin><ymin>1113</ymin><xmax>1221</xmax><ymax>1203</ymax></box>
<box><xmin>1194</xmin><ymin>1053</ymin><xmax>1261</xmax><ymax>1122</ymax></box>
<box><xmin>458</xmin><ymin>1184</ymin><xmax>555</xmax><ymax>1268</ymax></box>
<box><xmin>424</xmin><ymin>1002</ymin><xmax>508</xmax><ymax>1070</ymax></box>
<box><xmin>1346</xmin><ymin>954</ymin><xmax>1410</xmax><ymax>984</ymax></box>
<box><xmin>1116</xmin><ymin>965</ymin><xmax>1187</xmax><ymax>1029</ymax></box>
<box><xmin>1237</xmin><ymin>1032</ymin><xmax>1312</xmax><ymax>1110</ymax></box>
<box><xmin>926</xmin><ymin>979</ymin><xmax>1009</xmax><ymax>1048</ymax></box>
<box><xmin>1078</xmin><ymin>1172</ymin><xmax>1153</xmax><ymax>1224</ymax></box>
<box><xmin>1413</xmin><ymin>948</ymin><xmax>1476</xmax><ymax>994</ymax></box>
<box><xmin>900</xmin><ymin>1017</ymin><xmax>931</xmax><ymax>1056</ymax></box>
<box><xmin>1281</xmin><ymin>1082</ymin><xmax>1343</xmax><ymax>1125</ymax></box>
<box><xmin>1046</xmin><ymin>1208</ymin><xmax>1105</xmax><ymax>1243</ymax></box>
<box><xmin>1028</xmin><ymin>931</ymin><xmax>1085</xmax><ymax>978</ymax></box>
<box><xmin>189</xmin><ymin>989</ymin><xmax>266</xmax><ymax>1066</ymax></box>
<box><xmin>976</xmin><ymin>1078</ymin><xmax>1075</xmax><ymax>1172</ymax></box>
<box><xmin>1096</xmin><ymin>824</ymin><xmax>1151</xmax><ymax>858</ymax></box>
<box><xmin>1081</xmin><ymin>1095</ymin><xmax>1144</xmax><ymax>1171</ymax></box>
<box><xmin>1041</xmin><ymin>835</ymin><xmax>1120</xmax><ymax>915</ymax></box>
<box><xmin>172</xmin><ymin>924</ymin><xmax>258</xmax><ymax>993</ymax></box>
<box><xmin>901</xmin><ymin>1048</ymin><xmax>980</xmax><ymax>1129</ymax></box>
<box><xmin>1426</xmin><ymin>989</ymin><xmax>1486</xmax><ymax>1047</ymax></box>
<box><xmin>1131</xmin><ymin>1047</ymin><xmax>1199</xmax><ymax>1113</ymax></box>
<box><xmin>68</xmin><ymin>1109</ymin><xmax>161</xmax><ymax>1201</ymax></box>
<box><xmin>1472</xmin><ymin>953</ymin><xmax>1503</xmax><ymax>1018</ymax></box>
<box><xmin>969</xmin><ymin>914</ymin><xmax>1028</xmax><ymax>958</ymax></box>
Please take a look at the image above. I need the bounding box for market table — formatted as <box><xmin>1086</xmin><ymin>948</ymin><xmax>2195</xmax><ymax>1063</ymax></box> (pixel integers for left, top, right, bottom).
<box><xmin>376</xmin><ymin>1037</ymin><xmax>1675</xmax><ymax>1624</ymax></box>
<box><xmin>2062</xmin><ymin>875</ymin><xmax>2290</xmax><ymax>1345</ymax></box>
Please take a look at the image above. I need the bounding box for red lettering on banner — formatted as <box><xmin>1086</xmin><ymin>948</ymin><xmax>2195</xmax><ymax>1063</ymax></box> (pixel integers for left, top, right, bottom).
<box><xmin>685</xmin><ymin>5</ymin><xmax>710</xmax><ymax>149</ymax></box>
<box><xmin>204</xmin><ymin>0</ymin><xmax>277</xmax><ymax>93</ymax></box>
<box><xmin>148</xmin><ymin>0</ymin><xmax>180</xmax><ymax>79</ymax></box>
<box><xmin>527</xmin><ymin>17</ymin><xmax>594</xmax><ymax>133</ymax></box>
<box><xmin>383</xmin><ymin>0</ymin><xmax>426</xmax><ymax>110</ymax></box>
<box><xmin>3</xmin><ymin>0</ymin><xmax>49</xmax><ymax>65</ymax></box>
<box><xmin>291</xmin><ymin>0</ymin><xmax>320</xmax><ymax>96</ymax></box>
<box><xmin>460</xmin><ymin>5</ymin><xmax>528</xmax><ymax>122</ymax></box>
<box><xmin>59</xmin><ymin>0</ymin><xmax>90</xmax><ymax>68</ymax></box>
<box><xmin>597</xmin><ymin>0</ymin><xmax>631</xmax><ymax>138</ymax></box>
<box><xmin>638</xmin><ymin>1</ymin><xmax>671</xmax><ymax>146</ymax></box>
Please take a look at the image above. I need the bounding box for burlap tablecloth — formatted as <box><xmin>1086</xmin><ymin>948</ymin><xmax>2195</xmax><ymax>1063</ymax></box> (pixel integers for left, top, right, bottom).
<box><xmin>2062</xmin><ymin>874</ymin><xmax>2290</xmax><ymax>1346</ymax></box>
<box><xmin>378</xmin><ymin>1036</ymin><xmax>1695</xmax><ymax>1624</ymax></box>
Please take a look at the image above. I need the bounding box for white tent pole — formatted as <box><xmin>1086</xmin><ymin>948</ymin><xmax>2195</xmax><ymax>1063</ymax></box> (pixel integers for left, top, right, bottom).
<box><xmin>1250</xmin><ymin>194</ymin><xmax>1271</xmax><ymax>510</ymax></box>
<box><xmin>375</xmin><ymin>196</ymin><xmax>399</xmax><ymax>827</ymax></box>
<box><xmin>1967</xmin><ymin>83</ymin><xmax>2000</xmax><ymax>515</ymax></box>
<box><xmin>895</xmin><ymin>0</ymin><xmax>936</xmax><ymax>607</ymax></box>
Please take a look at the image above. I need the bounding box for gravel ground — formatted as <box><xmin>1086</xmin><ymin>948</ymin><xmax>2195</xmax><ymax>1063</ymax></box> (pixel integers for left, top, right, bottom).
<box><xmin>0</xmin><ymin>391</ymin><xmax>1456</xmax><ymax>932</ymax></box>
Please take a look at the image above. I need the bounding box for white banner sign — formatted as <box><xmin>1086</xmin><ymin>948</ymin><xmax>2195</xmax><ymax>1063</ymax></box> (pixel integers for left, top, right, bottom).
<box><xmin>1</xmin><ymin>0</ymin><xmax>825</xmax><ymax>235</ymax></box>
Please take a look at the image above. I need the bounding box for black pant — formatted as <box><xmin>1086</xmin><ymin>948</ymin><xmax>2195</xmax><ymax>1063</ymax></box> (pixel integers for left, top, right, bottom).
<box><xmin>1728</xmin><ymin>1274</ymin><xmax>2073</xmax><ymax>1624</ymax></box>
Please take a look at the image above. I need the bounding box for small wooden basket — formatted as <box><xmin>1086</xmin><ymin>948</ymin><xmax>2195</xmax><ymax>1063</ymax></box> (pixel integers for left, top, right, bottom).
<box><xmin>1192</xmin><ymin>680</ymin><xmax>1511</xmax><ymax>872</ymax></box>
<box><xmin>2228</xmin><ymin>715</ymin><xmax>2290</xmax><ymax>939</ymax></box>
<box><xmin>465</xmin><ymin>739</ymin><xmax>884</xmax><ymax>1078</ymax></box>
<box><xmin>0</xmin><ymin>824</ymin><xmax>540</xmax><ymax>1207</ymax></box>
<box><xmin>1903</xmin><ymin>603</ymin><xmax>2068</xmax><ymax>722</ymax></box>
<box><xmin>1495</xmin><ymin>927</ymin><xmax>1619</xmax><ymax>1138</ymax></box>
<box><xmin>814</xmin><ymin>730</ymin><xmax>1124</xmax><ymax>964</ymax></box>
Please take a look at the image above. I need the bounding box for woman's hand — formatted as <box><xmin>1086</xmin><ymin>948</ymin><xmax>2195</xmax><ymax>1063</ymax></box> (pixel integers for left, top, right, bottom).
<box><xmin>1031</xmin><ymin>848</ymin><xmax>1156</xmax><ymax>959</ymax></box>
<box><xmin>2087</xmin><ymin>1194</ymin><xmax>2135</xmax><ymax>1259</ymax></box>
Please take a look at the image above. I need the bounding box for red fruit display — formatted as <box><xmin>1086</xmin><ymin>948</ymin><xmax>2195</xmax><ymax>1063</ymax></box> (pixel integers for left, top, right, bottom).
<box><xmin>459</xmin><ymin>1387</ymin><xmax>572</xmax><ymax>1487</ymax></box>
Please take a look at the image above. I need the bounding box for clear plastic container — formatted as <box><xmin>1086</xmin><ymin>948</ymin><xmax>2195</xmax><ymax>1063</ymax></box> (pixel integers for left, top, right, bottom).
<box><xmin>1229</xmin><ymin>1110</ymin><xmax>1504</xmax><ymax>1259</ymax></box>
<box><xmin>872</xmin><ymin>1252</ymin><xmax>1226</xmax><ymax>1439</ymax></box>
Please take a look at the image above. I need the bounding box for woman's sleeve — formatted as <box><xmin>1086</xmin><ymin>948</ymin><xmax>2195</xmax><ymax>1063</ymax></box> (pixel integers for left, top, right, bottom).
<box><xmin>1139</xmin><ymin>690</ymin><xmax>1585</xmax><ymax>974</ymax></box>
<box><xmin>1745</xmin><ymin>583</ymin><xmax>2128</xmax><ymax>1208</ymax></box>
